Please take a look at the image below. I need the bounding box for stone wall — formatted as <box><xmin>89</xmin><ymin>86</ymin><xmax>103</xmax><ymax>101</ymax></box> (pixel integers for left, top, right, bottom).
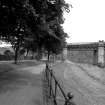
<box><xmin>67</xmin><ymin>50</ymin><xmax>94</xmax><ymax>64</ymax></box>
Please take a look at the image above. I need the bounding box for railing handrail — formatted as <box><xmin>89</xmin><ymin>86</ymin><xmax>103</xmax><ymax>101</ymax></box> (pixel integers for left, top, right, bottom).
<box><xmin>48</xmin><ymin>67</ymin><xmax>67</xmax><ymax>100</ymax></box>
<box><xmin>45</xmin><ymin>63</ymin><xmax>74</xmax><ymax>105</ymax></box>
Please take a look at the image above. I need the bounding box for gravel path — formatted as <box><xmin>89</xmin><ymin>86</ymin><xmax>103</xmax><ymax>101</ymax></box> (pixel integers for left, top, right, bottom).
<box><xmin>0</xmin><ymin>64</ymin><xmax>45</xmax><ymax>105</ymax></box>
<box><xmin>53</xmin><ymin>60</ymin><xmax>105</xmax><ymax>105</ymax></box>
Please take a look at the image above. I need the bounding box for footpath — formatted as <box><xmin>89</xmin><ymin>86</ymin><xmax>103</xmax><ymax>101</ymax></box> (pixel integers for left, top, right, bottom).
<box><xmin>53</xmin><ymin>60</ymin><xmax>105</xmax><ymax>105</ymax></box>
<box><xmin>0</xmin><ymin>64</ymin><xmax>45</xmax><ymax>105</ymax></box>
<box><xmin>2</xmin><ymin>60</ymin><xmax>105</xmax><ymax>105</ymax></box>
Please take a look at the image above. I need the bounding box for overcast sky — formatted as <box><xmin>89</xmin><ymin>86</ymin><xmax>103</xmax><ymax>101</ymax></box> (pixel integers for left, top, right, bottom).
<box><xmin>63</xmin><ymin>0</ymin><xmax>105</xmax><ymax>43</ymax></box>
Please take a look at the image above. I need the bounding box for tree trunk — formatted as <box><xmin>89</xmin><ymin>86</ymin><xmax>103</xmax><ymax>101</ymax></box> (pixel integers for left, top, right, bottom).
<box><xmin>26</xmin><ymin>49</ymin><xmax>29</xmax><ymax>57</ymax></box>
<box><xmin>14</xmin><ymin>46</ymin><xmax>19</xmax><ymax>64</ymax></box>
<box><xmin>32</xmin><ymin>51</ymin><xmax>35</xmax><ymax>59</ymax></box>
<box><xmin>48</xmin><ymin>51</ymin><xmax>50</xmax><ymax>62</ymax></box>
<box><xmin>37</xmin><ymin>47</ymin><xmax>42</xmax><ymax>60</ymax></box>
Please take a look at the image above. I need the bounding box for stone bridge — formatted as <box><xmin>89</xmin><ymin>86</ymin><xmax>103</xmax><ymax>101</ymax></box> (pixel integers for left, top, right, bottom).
<box><xmin>63</xmin><ymin>40</ymin><xmax>105</xmax><ymax>67</ymax></box>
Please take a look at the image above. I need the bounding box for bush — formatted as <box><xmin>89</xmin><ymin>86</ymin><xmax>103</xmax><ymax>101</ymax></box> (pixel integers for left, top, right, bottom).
<box><xmin>3</xmin><ymin>50</ymin><xmax>14</xmax><ymax>60</ymax></box>
<box><xmin>0</xmin><ymin>54</ymin><xmax>14</xmax><ymax>61</ymax></box>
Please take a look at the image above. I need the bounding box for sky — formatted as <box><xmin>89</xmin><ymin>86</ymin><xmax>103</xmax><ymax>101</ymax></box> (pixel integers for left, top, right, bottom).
<box><xmin>1</xmin><ymin>0</ymin><xmax>105</xmax><ymax>47</ymax></box>
<box><xmin>0</xmin><ymin>41</ymin><xmax>11</xmax><ymax>47</ymax></box>
<box><xmin>63</xmin><ymin>0</ymin><xmax>105</xmax><ymax>43</ymax></box>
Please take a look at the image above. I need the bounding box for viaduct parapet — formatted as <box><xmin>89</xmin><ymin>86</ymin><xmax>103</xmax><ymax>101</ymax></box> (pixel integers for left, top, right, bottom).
<box><xmin>63</xmin><ymin>40</ymin><xmax>105</xmax><ymax>67</ymax></box>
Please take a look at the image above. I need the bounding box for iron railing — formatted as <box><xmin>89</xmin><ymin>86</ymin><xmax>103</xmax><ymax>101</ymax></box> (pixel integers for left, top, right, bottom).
<box><xmin>44</xmin><ymin>63</ymin><xmax>76</xmax><ymax>105</ymax></box>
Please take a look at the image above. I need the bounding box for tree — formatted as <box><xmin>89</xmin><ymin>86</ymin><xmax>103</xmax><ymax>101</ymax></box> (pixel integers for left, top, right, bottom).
<box><xmin>0</xmin><ymin>0</ymin><xmax>70</xmax><ymax>63</ymax></box>
<box><xmin>4</xmin><ymin>50</ymin><xmax>14</xmax><ymax>60</ymax></box>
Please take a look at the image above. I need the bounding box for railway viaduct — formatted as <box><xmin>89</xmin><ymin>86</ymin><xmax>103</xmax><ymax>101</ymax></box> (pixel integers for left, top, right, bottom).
<box><xmin>63</xmin><ymin>40</ymin><xmax>105</xmax><ymax>67</ymax></box>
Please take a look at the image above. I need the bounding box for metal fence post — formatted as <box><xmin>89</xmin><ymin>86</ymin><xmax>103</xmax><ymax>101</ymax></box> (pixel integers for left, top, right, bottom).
<box><xmin>55</xmin><ymin>81</ymin><xmax>57</xmax><ymax>98</ymax></box>
<box><xmin>64</xmin><ymin>92</ymin><xmax>74</xmax><ymax>105</ymax></box>
<box><xmin>49</xmin><ymin>68</ymin><xmax>53</xmax><ymax>96</ymax></box>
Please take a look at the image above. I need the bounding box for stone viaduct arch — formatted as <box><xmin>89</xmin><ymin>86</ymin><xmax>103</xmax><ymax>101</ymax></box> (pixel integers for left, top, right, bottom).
<box><xmin>63</xmin><ymin>40</ymin><xmax>105</xmax><ymax>67</ymax></box>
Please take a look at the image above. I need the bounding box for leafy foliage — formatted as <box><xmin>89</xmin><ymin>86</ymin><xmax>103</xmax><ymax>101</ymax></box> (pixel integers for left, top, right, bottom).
<box><xmin>0</xmin><ymin>0</ymin><xmax>70</xmax><ymax>62</ymax></box>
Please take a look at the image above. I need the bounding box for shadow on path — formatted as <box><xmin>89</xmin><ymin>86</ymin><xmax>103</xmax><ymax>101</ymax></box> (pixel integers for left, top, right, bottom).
<box><xmin>0</xmin><ymin>63</ymin><xmax>43</xmax><ymax>105</ymax></box>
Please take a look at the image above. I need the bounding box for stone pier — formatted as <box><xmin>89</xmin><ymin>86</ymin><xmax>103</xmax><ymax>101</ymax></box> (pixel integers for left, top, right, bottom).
<box><xmin>62</xmin><ymin>47</ymin><xmax>68</xmax><ymax>61</ymax></box>
<box><xmin>97</xmin><ymin>40</ymin><xmax>105</xmax><ymax>67</ymax></box>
